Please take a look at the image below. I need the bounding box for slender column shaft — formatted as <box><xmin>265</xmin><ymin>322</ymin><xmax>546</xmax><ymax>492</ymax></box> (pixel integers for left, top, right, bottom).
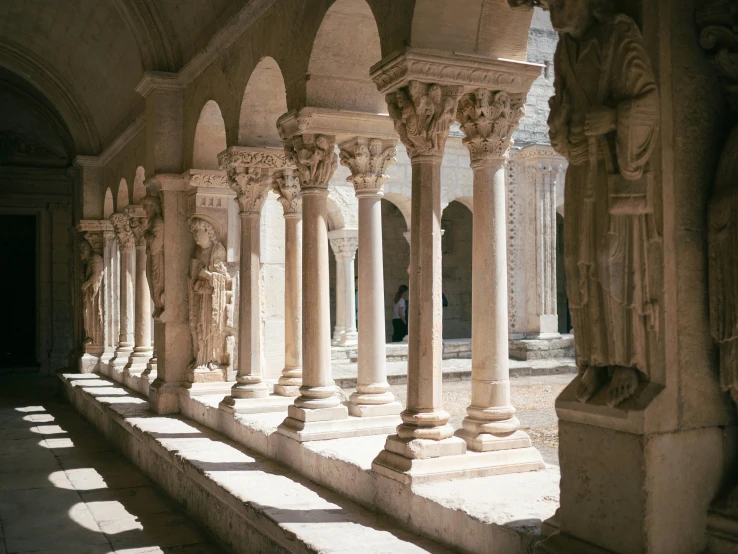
<box><xmin>295</xmin><ymin>188</ymin><xmax>338</xmax><ymax>409</ymax></box>
<box><xmin>343</xmin><ymin>255</ymin><xmax>357</xmax><ymax>338</ymax></box>
<box><xmin>229</xmin><ymin>211</ymin><xmax>268</xmax><ymax>399</ymax></box>
<box><xmin>399</xmin><ymin>155</ymin><xmax>452</xmax><ymax>440</ymax></box>
<box><xmin>127</xmin><ymin>243</ymin><xmax>152</xmax><ymax>369</ymax></box>
<box><xmin>348</xmin><ymin>191</ymin><xmax>398</xmax><ymax>415</ymax></box>
<box><xmin>332</xmin><ymin>253</ymin><xmax>346</xmax><ymax>343</ymax></box>
<box><xmin>275</xmin><ymin>214</ymin><xmax>302</xmax><ymax>396</ymax></box>
<box><xmin>114</xmin><ymin>247</ymin><xmax>135</xmax><ymax>362</ymax></box>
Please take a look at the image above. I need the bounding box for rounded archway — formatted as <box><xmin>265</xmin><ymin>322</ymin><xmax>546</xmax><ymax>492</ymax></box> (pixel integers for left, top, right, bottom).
<box><xmin>116</xmin><ymin>178</ymin><xmax>129</xmax><ymax>211</ymax></box>
<box><xmin>192</xmin><ymin>100</ymin><xmax>227</xmax><ymax>169</ymax></box>
<box><xmin>307</xmin><ymin>0</ymin><xmax>384</xmax><ymax>112</ymax></box>
<box><xmin>132</xmin><ymin>166</ymin><xmax>146</xmax><ymax>204</ymax></box>
<box><xmin>441</xmin><ymin>200</ymin><xmax>473</xmax><ymax>339</ymax></box>
<box><xmin>381</xmin><ymin>198</ymin><xmax>410</xmax><ymax>342</ymax></box>
<box><xmin>103</xmin><ymin>188</ymin><xmax>114</xmax><ymax>219</ymax></box>
<box><xmin>239</xmin><ymin>57</ymin><xmax>287</xmax><ymax>147</ymax></box>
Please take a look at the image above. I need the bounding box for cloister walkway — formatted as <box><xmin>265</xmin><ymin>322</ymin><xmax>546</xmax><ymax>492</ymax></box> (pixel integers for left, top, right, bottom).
<box><xmin>0</xmin><ymin>376</ymin><xmax>226</xmax><ymax>554</ymax></box>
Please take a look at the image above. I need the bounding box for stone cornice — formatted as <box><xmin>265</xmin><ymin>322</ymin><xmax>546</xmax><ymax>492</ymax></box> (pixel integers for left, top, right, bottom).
<box><xmin>135</xmin><ymin>71</ymin><xmax>183</xmax><ymax>98</ymax></box>
<box><xmin>74</xmin><ymin>155</ymin><xmax>102</xmax><ymax>168</ymax></box>
<box><xmin>277</xmin><ymin>108</ymin><xmax>396</xmax><ymax>143</ymax></box>
<box><xmin>78</xmin><ymin>219</ymin><xmax>114</xmax><ymax>233</ymax></box>
<box><xmin>513</xmin><ymin>144</ymin><xmax>565</xmax><ymax>164</ymax></box>
<box><xmin>217</xmin><ymin>146</ymin><xmax>287</xmax><ymax>172</ymax></box>
<box><xmin>370</xmin><ymin>47</ymin><xmax>542</xmax><ymax>95</ymax></box>
<box><xmin>182</xmin><ymin>168</ymin><xmax>231</xmax><ymax>191</ymax></box>
<box><xmin>73</xmin><ymin>117</ymin><xmax>146</xmax><ymax>169</ymax></box>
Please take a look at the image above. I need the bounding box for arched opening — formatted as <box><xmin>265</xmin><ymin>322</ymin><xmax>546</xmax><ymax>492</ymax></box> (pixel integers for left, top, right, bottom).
<box><xmin>381</xmin><ymin>198</ymin><xmax>410</xmax><ymax>342</ymax></box>
<box><xmin>192</xmin><ymin>100</ymin><xmax>227</xmax><ymax>169</ymax></box>
<box><xmin>441</xmin><ymin>200</ymin><xmax>472</xmax><ymax>339</ymax></box>
<box><xmin>307</xmin><ymin>0</ymin><xmax>384</xmax><ymax>112</ymax></box>
<box><xmin>239</xmin><ymin>57</ymin><xmax>287</xmax><ymax>147</ymax></box>
<box><xmin>103</xmin><ymin>188</ymin><xmax>114</xmax><ymax>219</ymax></box>
<box><xmin>556</xmin><ymin>212</ymin><xmax>570</xmax><ymax>334</ymax></box>
<box><xmin>132</xmin><ymin>166</ymin><xmax>146</xmax><ymax>204</ymax></box>
<box><xmin>116</xmin><ymin>178</ymin><xmax>129</xmax><ymax>211</ymax></box>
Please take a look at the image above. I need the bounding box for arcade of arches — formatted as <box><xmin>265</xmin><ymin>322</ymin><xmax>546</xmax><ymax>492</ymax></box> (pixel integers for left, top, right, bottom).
<box><xmin>1</xmin><ymin>0</ymin><xmax>737</xmax><ymax>553</ymax></box>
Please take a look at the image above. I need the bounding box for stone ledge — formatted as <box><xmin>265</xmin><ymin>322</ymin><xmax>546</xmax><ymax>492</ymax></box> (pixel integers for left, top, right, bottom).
<box><xmin>509</xmin><ymin>334</ymin><xmax>575</xmax><ymax>361</ymax></box>
<box><xmin>59</xmin><ymin>373</ymin><xmax>453</xmax><ymax>554</ymax></box>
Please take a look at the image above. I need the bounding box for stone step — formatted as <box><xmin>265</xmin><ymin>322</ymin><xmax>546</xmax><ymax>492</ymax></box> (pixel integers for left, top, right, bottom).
<box><xmin>60</xmin><ymin>373</ymin><xmax>452</xmax><ymax>554</ymax></box>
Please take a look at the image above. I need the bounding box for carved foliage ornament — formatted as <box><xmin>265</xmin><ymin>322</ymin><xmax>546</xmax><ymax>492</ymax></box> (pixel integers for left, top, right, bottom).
<box><xmin>457</xmin><ymin>89</ymin><xmax>526</xmax><ymax>165</ymax></box>
<box><xmin>274</xmin><ymin>168</ymin><xmax>301</xmax><ymax>215</ymax></box>
<box><xmin>110</xmin><ymin>213</ymin><xmax>135</xmax><ymax>250</ymax></box>
<box><xmin>217</xmin><ymin>148</ymin><xmax>286</xmax><ymax>171</ymax></box>
<box><xmin>230</xmin><ymin>168</ymin><xmax>273</xmax><ymax>213</ymax></box>
<box><xmin>339</xmin><ymin>138</ymin><xmax>397</xmax><ymax>192</ymax></box>
<box><xmin>285</xmin><ymin>134</ymin><xmax>337</xmax><ymax>189</ymax></box>
<box><xmin>385</xmin><ymin>81</ymin><xmax>462</xmax><ymax>158</ymax></box>
<box><xmin>188</xmin><ymin>173</ymin><xmax>229</xmax><ymax>189</ymax></box>
<box><xmin>330</xmin><ymin>236</ymin><xmax>359</xmax><ymax>259</ymax></box>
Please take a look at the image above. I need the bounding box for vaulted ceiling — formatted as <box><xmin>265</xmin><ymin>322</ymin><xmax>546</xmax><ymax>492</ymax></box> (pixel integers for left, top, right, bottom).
<box><xmin>0</xmin><ymin>0</ymin><xmax>251</xmax><ymax>156</ymax></box>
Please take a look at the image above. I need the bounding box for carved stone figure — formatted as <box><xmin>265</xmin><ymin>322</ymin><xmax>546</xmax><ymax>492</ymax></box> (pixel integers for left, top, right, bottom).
<box><xmin>286</xmin><ymin>134</ymin><xmax>337</xmax><ymax>189</ymax></box>
<box><xmin>142</xmin><ymin>194</ymin><xmax>165</xmax><ymax>317</ymax></box>
<box><xmin>188</xmin><ymin>217</ymin><xmax>232</xmax><ymax>371</ymax></box>
<box><xmin>699</xmin><ymin>0</ymin><xmax>738</xmax><ymax>406</ymax></box>
<box><xmin>386</xmin><ymin>81</ymin><xmax>462</xmax><ymax>158</ymax></box>
<box><xmin>548</xmin><ymin>0</ymin><xmax>660</xmax><ymax>406</ymax></box>
<box><xmin>110</xmin><ymin>213</ymin><xmax>135</xmax><ymax>250</ymax></box>
<box><xmin>79</xmin><ymin>239</ymin><xmax>104</xmax><ymax>347</ymax></box>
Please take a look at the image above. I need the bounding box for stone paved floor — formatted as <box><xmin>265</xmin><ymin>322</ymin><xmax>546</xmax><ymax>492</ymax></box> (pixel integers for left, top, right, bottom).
<box><xmin>0</xmin><ymin>375</ymin><xmax>227</xmax><ymax>554</ymax></box>
<box><xmin>342</xmin><ymin>373</ymin><xmax>574</xmax><ymax>465</ymax></box>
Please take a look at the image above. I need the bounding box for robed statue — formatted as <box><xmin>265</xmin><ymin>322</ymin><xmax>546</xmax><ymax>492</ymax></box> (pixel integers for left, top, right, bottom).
<box><xmin>79</xmin><ymin>239</ymin><xmax>104</xmax><ymax>347</ymax></box>
<box><xmin>548</xmin><ymin>0</ymin><xmax>660</xmax><ymax>406</ymax></box>
<box><xmin>142</xmin><ymin>194</ymin><xmax>165</xmax><ymax>318</ymax></box>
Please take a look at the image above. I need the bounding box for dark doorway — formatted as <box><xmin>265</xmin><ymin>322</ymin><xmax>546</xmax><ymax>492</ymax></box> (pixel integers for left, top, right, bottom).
<box><xmin>556</xmin><ymin>213</ymin><xmax>571</xmax><ymax>334</ymax></box>
<box><xmin>0</xmin><ymin>215</ymin><xmax>37</xmax><ymax>369</ymax></box>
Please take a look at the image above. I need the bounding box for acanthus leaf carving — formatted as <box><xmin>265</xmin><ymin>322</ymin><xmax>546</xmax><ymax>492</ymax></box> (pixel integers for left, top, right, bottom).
<box><xmin>457</xmin><ymin>89</ymin><xmax>526</xmax><ymax>166</ymax></box>
<box><xmin>230</xmin><ymin>168</ymin><xmax>273</xmax><ymax>214</ymax></box>
<box><xmin>188</xmin><ymin>172</ymin><xmax>229</xmax><ymax>189</ymax></box>
<box><xmin>385</xmin><ymin>81</ymin><xmax>461</xmax><ymax>158</ymax></box>
<box><xmin>339</xmin><ymin>138</ymin><xmax>397</xmax><ymax>192</ymax></box>
<box><xmin>329</xmin><ymin>236</ymin><xmax>359</xmax><ymax>259</ymax></box>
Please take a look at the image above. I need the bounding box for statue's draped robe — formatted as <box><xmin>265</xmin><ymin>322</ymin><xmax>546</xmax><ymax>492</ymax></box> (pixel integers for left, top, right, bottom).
<box><xmin>83</xmin><ymin>253</ymin><xmax>104</xmax><ymax>346</ymax></box>
<box><xmin>189</xmin><ymin>241</ymin><xmax>229</xmax><ymax>369</ymax></box>
<box><xmin>146</xmin><ymin>215</ymin><xmax>164</xmax><ymax>313</ymax></box>
<box><xmin>549</xmin><ymin>16</ymin><xmax>659</xmax><ymax>374</ymax></box>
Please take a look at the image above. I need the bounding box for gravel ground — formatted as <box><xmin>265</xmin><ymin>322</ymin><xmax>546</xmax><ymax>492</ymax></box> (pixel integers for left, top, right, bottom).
<box><xmin>342</xmin><ymin>373</ymin><xmax>574</xmax><ymax>466</ymax></box>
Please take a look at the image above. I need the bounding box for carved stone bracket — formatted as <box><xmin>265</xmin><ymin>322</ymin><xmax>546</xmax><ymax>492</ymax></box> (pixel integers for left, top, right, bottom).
<box><xmin>110</xmin><ymin>212</ymin><xmax>136</xmax><ymax>250</ymax></box>
<box><xmin>339</xmin><ymin>137</ymin><xmax>397</xmax><ymax>193</ymax></box>
<box><xmin>457</xmin><ymin>89</ymin><xmax>527</xmax><ymax>166</ymax></box>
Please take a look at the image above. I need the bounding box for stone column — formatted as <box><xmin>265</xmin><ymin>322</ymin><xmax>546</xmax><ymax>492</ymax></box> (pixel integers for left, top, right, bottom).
<box><xmin>110</xmin><ymin>213</ymin><xmax>136</xmax><ymax>368</ymax></box>
<box><xmin>339</xmin><ymin>137</ymin><xmax>402</xmax><ymax>417</ymax></box>
<box><xmin>454</xmin><ymin>90</ymin><xmax>543</xmax><ymax>469</ymax></box>
<box><xmin>126</xmin><ymin>206</ymin><xmax>153</xmax><ymax>372</ymax></box>
<box><xmin>277</xmin><ymin>133</ymin><xmax>349</xmax><ymax>440</ymax></box>
<box><xmin>101</xmin><ymin>225</ymin><xmax>119</xmax><ymax>367</ymax></box>
<box><xmin>369</xmin><ymin>50</ymin><xmax>542</xmax><ymax>483</ymax></box>
<box><xmin>328</xmin><ymin>229</ymin><xmax>358</xmax><ymax>346</ymax></box>
<box><xmin>273</xmin><ymin>168</ymin><xmax>303</xmax><ymax>396</ymax></box>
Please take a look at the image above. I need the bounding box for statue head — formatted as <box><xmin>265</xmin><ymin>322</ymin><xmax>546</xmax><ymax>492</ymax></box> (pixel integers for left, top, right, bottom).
<box><xmin>316</xmin><ymin>135</ymin><xmax>329</xmax><ymax>152</ymax></box>
<box><xmin>79</xmin><ymin>239</ymin><xmax>92</xmax><ymax>261</ymax></box>
<box><xmin>190</xmin><ymin>218</ymin><xmax>218</xmax><ymax>250</ymax></box>
<box><xmin>549</xmin><ymin>0</ymin><xmax>599</xmax><ymax>38</ymax></box>
<box><xmin>141</xmin><ymin>194</ymin><xmax>162</xmax><ymax>220</ymax></box>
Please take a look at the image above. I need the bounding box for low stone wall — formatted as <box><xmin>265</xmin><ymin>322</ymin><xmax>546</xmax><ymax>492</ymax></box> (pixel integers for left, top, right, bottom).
<box><xmin>509</xmin><ymin>334</ymin><xmax>575</xmax><ymax>361</ymax></box>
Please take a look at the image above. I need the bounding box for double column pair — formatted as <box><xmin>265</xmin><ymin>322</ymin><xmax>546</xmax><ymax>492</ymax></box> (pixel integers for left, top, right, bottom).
<box><xmin>370</xmin><ymin>51</ymin><xmax>545</xmax><ymax>482</ymax></box>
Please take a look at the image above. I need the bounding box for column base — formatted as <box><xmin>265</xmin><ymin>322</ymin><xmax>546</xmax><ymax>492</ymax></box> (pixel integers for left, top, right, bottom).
<box><xmin>219</xmin><ymin>394</ymin><xmax>294</xmax><ymax>415</ymax></box>
<box><xmin>372</xmin><ymin>433</ymin><xmax>544</xmax><ymax>484</ymax></box>
<box><xmin>110</xmin><ymin>347</ymin><xmax>134</xmax><ymax>368</ymax></box>
<box><xmin>278</xmin><ymin>404</ymin><xmax>400</xmax><ymax>442</ymax></box>
<box><xmin>535</xmin><ymin>533</ymin><xmax>615</xmax><ymax>554</ymax></box>
<box><xmin>455</xmin><ymin>428</ymin><xmax>535</xmax><ymax>452</ymax></box>
<box><xmin>124</xmin><ymin>354</ymin><xmax>152</xmax><ymax>374</ymax></box>
<box><xmin>347</xmin><ymin>400</ymin><xmax>403</xmax><ymax>417</ymax></box>
<box><xmin>79</xmin><ymin>350</ymin><xmax>102</xmax><ymax>373</ymax></box>
<box><xmin>273</xmin><ymin>384</ymin><xmax>300</xmax><ymax>397</ymax></box>
<box><xmin>148</xmin><ymin>379</ymin><xmax>189</xmax><ymax>415</ymax></box>
<box><xmin>188</xmin><ymin>366</ymin><xmax>227</xmax><ymax>383</ymax></box>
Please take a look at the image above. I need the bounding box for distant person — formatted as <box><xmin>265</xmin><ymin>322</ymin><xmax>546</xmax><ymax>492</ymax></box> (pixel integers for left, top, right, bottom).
<box><xmin>392</xmin><ymin>285</ymin><xmax>408</xmax><ymax>342</ymax></box>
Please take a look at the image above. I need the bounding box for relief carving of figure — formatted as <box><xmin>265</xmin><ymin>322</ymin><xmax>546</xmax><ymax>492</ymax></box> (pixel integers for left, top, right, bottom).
<box><xmin>188</xmin><ymin>217</ymin><xmax>232</xmax><ymax>371</ymax></box>
<box><xmin>548</xmin><ymin>0</ymin><xmax>660</xmax><ymax>406</ymax></box>
<box><xmin>79</xmin><ymin>239</ymin><xmax>104</xmax><ymax>347</ymax></box>
<box><xmin>142</xmin><ymin>194</ymin><xmax>165</xmax><ymax>317</ymax></box>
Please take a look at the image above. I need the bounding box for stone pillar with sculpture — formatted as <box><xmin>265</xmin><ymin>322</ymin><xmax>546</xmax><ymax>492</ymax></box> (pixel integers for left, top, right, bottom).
<box><xmin>218</xmin><ymin>147</ymin><xmax>293</xmax><ymax>414</ymax></box>
<box><xmin>125</xmin><ymin>205</ymin><xmax>154</xmax><ymax>373</ymax></box>
<box><xmin>328</xmin><ymin>229</ymin><xmax>358</xmax><ymax>347</ymax></box>
<box><xmin>339</xmin><ymin>137</ymin><xmax>403</xmax><ymax>418</ymax></box>
<box><xmin>273</xmin><ymin>167</ymin><xmax>303</xmax><ymax>397</ymax></box>
<box><xmin>77</xmin><ymin>221</ymin><xmax>108</xmax><ymax>373</ymax></box>
<box><xmin>369</xmin><ymin>49</ymin><xmax>542</xmax><ymax>483</ymax></box>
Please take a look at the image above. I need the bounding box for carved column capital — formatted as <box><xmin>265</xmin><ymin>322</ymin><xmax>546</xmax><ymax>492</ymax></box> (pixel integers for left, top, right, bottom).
<box><xmin>283</xmin><ymin>134</ymin><xmax>338</xmax><ymax>190</ymax></box>
<box><xmin>110</xmin><ymin>212</ymin><xmax>136</xmax><ymax>250</ymax></box>
<box><xmin>274</xmin><ymin>167</ymin><xmax>301</xmax><ymax>216</ymax></box>
<box><xmin>124</xmin><ymin>205</ymin><xmax>147</xmax><ymax>247</ymax></box>
<box><xmin>339</xmin><ymin>137</ymin><xmax>397</xmax><ymax>195</ymax></box>
<box><xmin>329</xmin><ymin>234</ymin><xmax>359</xmax><ymax>260</ymax></box>
<box><xmin>456</xmin><ymin>89</ymin><xmax>526</xmax><ymax>167</ymax></box>
<box><xmin>219</xmin><ymin>146</ymin><xmax>287</xmax><ymax>214</ymax></box>
<box><xmin>385</xmin><ymin>81</ymin><xmax>462</xmax><ymax>159</ymax></box>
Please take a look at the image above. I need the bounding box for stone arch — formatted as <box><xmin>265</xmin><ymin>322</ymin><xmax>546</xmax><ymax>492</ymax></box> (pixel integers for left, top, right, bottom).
<box><xmin>116</xmin><ymin>178</ymin><xmax>129</xmax><ymax>211</ymax></box>
<box><xmin>441</xmin><ymin>200</ymin><xmax>473</xmax><ymax>339</ymax></box>
<box><xmin>325</xmin><ymin>196</ymin><xmax>345</xmax><ymax>232</ymax></box>
<box><xmin>382</xmin><ymin>192</ymin><xmax>411</xmax><ymax>231</ymax></box>
<box><xmin>410</xmin><ymin>0</ymin><xmax>533</xmax><ymax>62</ymax></box>
<box><xmin>307</xmin><ymin>0</ymin><xmax>384</xmax><ymax>112</ymax></box>
<box><xmin>239</xmin><ymin>57</ymin><xmax>287</xmax><ymax>147</ymax></box>
<box><xmin>103</xmin><ymin>188</ymin><xmax>114</xmax><ymax>219</ymax></box>
<box><xmin>381</xmin><ymin>198</ymin><xmax>410</xmax><ymax>342</ymax></box>
<box><xmin>132</xmin><ymin>166</ymin><xmax>146</xmax><ymax>204</ymax></box>
<box><xmin>192</xmin><ymin>100</ymin><xmax>227</xmax><ymax>170</ymax></box>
